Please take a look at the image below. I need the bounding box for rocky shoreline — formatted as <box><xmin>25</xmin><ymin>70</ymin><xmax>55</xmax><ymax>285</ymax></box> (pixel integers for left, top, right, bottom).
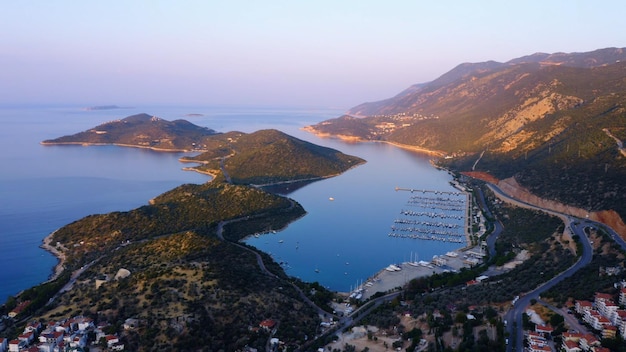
<box><xmin>40</xmin><ymin>231</ymin><xmax>66</xmax><ymax>282</ymax></box>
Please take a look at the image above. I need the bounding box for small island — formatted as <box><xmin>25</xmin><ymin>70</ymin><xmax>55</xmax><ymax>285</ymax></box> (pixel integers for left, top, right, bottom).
<box><xmin>84</xmin><ymin>105</ymin><xmax>130</xmax><ymax>111</ymax></box>
<box><xmin>41</xmin><ymin>113</ymin><xmax>218</xmax><ymax>152</ymax></box>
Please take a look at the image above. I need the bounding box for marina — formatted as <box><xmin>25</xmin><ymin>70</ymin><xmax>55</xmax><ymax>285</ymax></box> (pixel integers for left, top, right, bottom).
<box><xmin>334</xmin><ymin>186</ymin><xmax>478</xmax><ymax>304</ymax></box>
<box><xmin>340</xmin><ymin>246</ymin><xmax>485</xmax><ymax>303</ymax></box>
<box><xmin>387</xmin><ymin>187</ymin><xmax>468</xmax><ymax>244</ymax></box>
<box><xmin>244</xmin><ymin>138</ymin><xmax>471</xmax><ymax>293</ymax></box>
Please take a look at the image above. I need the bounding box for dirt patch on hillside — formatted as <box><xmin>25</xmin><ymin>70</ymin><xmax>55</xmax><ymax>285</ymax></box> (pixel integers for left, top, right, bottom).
<box><xmin>497</xmin><ymin>177</ymin><xmax>626</xmax><ymax>240</ymax></box>
<box><xmin>590</xmin><ymin>210</ymin><xmax>626</xmax><ymax>241</ymax></box>
<box><xmin>462</xmin><ymin>171</ymin><xmax>499</xmax><ymax>184</ymax></box>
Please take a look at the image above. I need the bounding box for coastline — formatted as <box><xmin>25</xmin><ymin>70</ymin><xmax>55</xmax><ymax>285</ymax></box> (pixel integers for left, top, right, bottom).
<box><xmin>40</xmin><ymin>141</ymin><xmax>203</xmax><ymax>153</ymax></box>
<box><xmin>382</xmin><ymin>140</ymin><xmax>445</xmax><ymax>157</ymax></box>
<box><xmin>250</xmin><ymin>160</ymin><xmax>367</xmax><ymax>188</ymax></box>
<box><xmin>40</xmin><ymin>230</ymin><xmax>66</xmax><ymax>282</ymax></box>
<box><xmin>340</xmin><ymin>174</ymin><xmax>477</xmax><ymax>300</ymax></box>
<box><xmin>300</xmin><ymin>126</ymin><xmax>446</xmax><ymax>157</ymax></box>
<box><xmin>36</xmin><ymin>126</ymin><xmax>460</xmax><ymax>299</ymax></box>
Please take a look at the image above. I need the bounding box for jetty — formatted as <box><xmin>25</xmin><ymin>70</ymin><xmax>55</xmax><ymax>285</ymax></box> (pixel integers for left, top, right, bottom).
<box><xmin>389</xmin><ymin>187</ymin><xmax>468</xmax><ymax>245</ymax></box>
<box><xmin>335</xmin><ymin>185</ymin><xmax>485</xmax><ymax>305</ymax></box>
<box><xmin>395</xmin><ymin>187</ymin><xmax>463</xmax><ymax>196</ymax></box>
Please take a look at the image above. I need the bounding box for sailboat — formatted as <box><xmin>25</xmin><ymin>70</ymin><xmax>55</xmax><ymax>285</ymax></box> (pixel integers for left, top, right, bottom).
<box><xmin>408</xmin><ymin>251</ymin><xmax>420</xmax><ymax>267</ymax></box>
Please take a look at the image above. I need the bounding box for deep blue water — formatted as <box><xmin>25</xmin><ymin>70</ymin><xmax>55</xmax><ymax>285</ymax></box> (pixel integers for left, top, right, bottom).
<box><xmin>0</xmin><ymin>105</ymin><xmax>463</xmax><ymax>301</ymax></box>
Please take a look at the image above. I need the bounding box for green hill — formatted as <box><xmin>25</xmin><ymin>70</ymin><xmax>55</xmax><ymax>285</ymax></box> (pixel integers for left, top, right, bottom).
<box><xmin>41</xmin><ymin>113</ymin><xmax>218</xmax><ymax>151</ymax></box>
<box><xmin>185</xmin><ymin>129</ymin><xmax>365</xmax><ymax>185</ymax></box>
<box><xmin>41</xmin><ymin>181</ymin><xmax>319</xmax><ymax>350</ymax></box>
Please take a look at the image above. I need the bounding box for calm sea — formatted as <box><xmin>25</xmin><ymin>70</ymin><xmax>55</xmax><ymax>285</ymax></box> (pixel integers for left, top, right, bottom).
<box><xmin>0</xmin><ymin>105</ymin><xmax>462</xmax><ymax>302</ymax></box>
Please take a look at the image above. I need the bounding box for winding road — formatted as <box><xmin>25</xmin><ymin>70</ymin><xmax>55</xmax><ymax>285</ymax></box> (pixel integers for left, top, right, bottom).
<box><xmin>482</xmin><ymin>183</ymin><xmax>610</xmax><ymax>352</ymax></box>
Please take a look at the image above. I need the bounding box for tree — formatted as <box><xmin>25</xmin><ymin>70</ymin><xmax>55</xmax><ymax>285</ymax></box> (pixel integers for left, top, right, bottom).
<box><xmin>549</xmin><ymin>313</ymin><xmax>564</xmax><ymax>327</ymax></box>
<box><xmin>455</xmin><ymin>312</ymin><xmax>468</xmax><ymax>325</ymax></box>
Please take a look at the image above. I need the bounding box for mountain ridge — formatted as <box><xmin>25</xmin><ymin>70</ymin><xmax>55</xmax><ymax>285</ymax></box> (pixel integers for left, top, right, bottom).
<box><xmin>348</xmin><ymin>47</ymin><xmax>626</xmax><ymax>117</ymax></box>
<box><xmin>306</xmin><ymin>47</ymin><xmax>626</xmax><ymax>226</ymax></box>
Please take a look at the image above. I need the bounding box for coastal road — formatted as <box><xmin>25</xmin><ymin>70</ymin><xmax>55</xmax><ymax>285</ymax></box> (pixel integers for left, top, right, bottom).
<box><xmin>504</xmin><ymin>218</ymin><xmax>592</xmax><ymax>352</ymax></box>
<box><xmin>216</xmin><ymin>216</ymin><xmax>340</xmax><ymax>352</ymax></box>
<box><xmin>486</xmin><ymin>182</ymin><xmax>626</xmax><ymax>351</ymax></box>
<box><xmin>487</xmin><ymin>181</ymin><xmax>595</xmax><ymax>352</ymax></box>
<box><xmin>475</xmin><ymin>187</ymin><xmax>503</xmax><ymax>258</ymax></box>
<box><xmin>315</xmin><ymin>291</ymin><xmax>402</xmax><ymax>347</ymax></box>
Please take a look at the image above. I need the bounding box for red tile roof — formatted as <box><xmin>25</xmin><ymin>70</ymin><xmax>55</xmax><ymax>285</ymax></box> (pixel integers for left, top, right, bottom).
<box><xmin>259</xmin><ymin>319</ymin><xmax>276</xmax><ymax>328</ymax></box>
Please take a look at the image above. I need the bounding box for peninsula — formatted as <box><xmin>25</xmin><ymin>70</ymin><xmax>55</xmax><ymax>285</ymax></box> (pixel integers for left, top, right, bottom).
<box><xmin>9</xmin><ymin>113</ymin><xmax>367</xmax><ymax>350</ymax></box>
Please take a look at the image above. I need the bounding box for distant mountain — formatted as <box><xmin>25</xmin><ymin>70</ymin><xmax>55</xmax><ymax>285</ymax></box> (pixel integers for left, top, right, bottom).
<box><xmin>84</xmin><ymin>105</ymin><xmax>129</xmax><ymax>110</ymax></box>
<box><xmin>306</xmin><ymin>47</ymin><xmax>626</xmax><ymax>222</ymax></box>
<box><xmin>347</xmin><ymin>47</ymin><xmax>626</xmax><ymax>117</ymax></box>
<box><xmin>42</xmin><ymin>113</ymin><xmax>218</xmax><ymax>151</ymax></box>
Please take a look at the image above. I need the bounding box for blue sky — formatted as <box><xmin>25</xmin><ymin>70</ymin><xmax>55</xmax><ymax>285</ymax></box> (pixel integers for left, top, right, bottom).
<box><xmin>2</xmin><ymin>1</ymin><xmax>625</xmax><ymax>109</ymax></box>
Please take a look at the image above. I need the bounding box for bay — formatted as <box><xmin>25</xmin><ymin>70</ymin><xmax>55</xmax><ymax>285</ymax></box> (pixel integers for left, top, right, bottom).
<box><xmin>0</xmin><ymin>106</ymin><xmax>209</xmax><ymax>303</ymax></box>
<box><xmin>0</xmin><ymin>105</ymin><xmax>462</xmax><ymax>302</ymax></box>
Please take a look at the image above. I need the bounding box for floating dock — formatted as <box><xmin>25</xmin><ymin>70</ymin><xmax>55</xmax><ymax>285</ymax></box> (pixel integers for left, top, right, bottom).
<box><xmin>389</xmin><ymin>187</ymin><xmax>468</xmax><ymax>245</ymax></box>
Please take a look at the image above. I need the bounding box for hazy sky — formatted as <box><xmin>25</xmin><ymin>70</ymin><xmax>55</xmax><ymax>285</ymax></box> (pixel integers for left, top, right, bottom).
<box><xmin>2</xmin><ymin>1</ymin><xmax>625</xmax><ymax>109</ymax></box>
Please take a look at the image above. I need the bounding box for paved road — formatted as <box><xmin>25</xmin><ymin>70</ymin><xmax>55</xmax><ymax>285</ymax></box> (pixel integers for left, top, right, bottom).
<box><xmin>475</xmin><ymin>187</ymin><xmax>503</xmax><ymax>258</ymax></box>
<box><xmin>538</xmin><ymin>299</ymin><xmax>589</xmax><ymax>335</ymax></box>
<box><xmin>504</xmin><ymin>218</ymin><xmax>592</xmax><ymax>351</ymax></box>
<box><xmin>485</xmin><ymin>182</ymin><xmax>595</xmax><ymax>352</ymax></box>
<box><xmin>487</xmin><ymin>180</ymin><xmax>626</xmax><ymax>351</ymax></box>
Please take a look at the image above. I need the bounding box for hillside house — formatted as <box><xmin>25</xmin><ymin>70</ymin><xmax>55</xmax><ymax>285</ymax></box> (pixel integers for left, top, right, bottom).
<box><xmin>38</xmin><ymin>331</ymin><xmax>63</xmax><ymax>345</ymax></box>
<box><xmin>259</xmin><ymin>319</ymin><xmax>277</xmax><ymax>333</ymax></box>
<box><xmin>17</xmin><ymin>332</ymin><xmax>34</xmax><ymax>345</ymax></box>
<box><xmin>594</xmin><ymin>292</ymin><xmax>613</xmax><ymax>304</ymax></box>
<box><xmin>575</xmin><ymin>300</ymin><xmax>593</xmax><ymax>315</ymax></box>
<box><xmin>527</xmin><ymin>344</ymin><xmax>551</xmax><ymax>352</ymax></box>
<box><xmin>8</xmin><ymin>339</ymin><xmax>26</xmax><ymax>352</ymax></box>
<box><xmin>535</xmin><ymin>324</ymin><xmax>554</xmax><ymax>335</ymax></box>
<box><xmin>72</xmin><ymin>316</ymin><xmax>94</xmax><ymax>332</ymax></box>
<box><xmin>619</xmin><ymin>287</ymin><xmax>626</xmax><ymax>306</ymax></box>
<box><xmin>596</xmin><ymin>298</ymin><xmax>618</xmax><ymax>318</ymax></box>
<box><xmin>24</xmin><ymin>321</ymin><xmax>42</xmax><ymax>334</ymax></box>
<box><xmin>526</xmin><ymin>331</ymin><xmax>547</xmax><ymax>349</ymax></box>
<box><xmin>602</xmin><ymin>324</ymin><xmax>617</xmax><ymax>339</ymax></box>
<box><xmin>8</xmin><ymin>301</ymin><xmax>30</xmax><ymax>318</ymax></box>
<box><xmin>562</xmin><ymin>339</ymin><xmax>582</xmax><ymax>352</ymax></box>
<box><xmin>578</xmin><ymin>334</ymin><xmax>601</xmax><ymax>351</ymax></box>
